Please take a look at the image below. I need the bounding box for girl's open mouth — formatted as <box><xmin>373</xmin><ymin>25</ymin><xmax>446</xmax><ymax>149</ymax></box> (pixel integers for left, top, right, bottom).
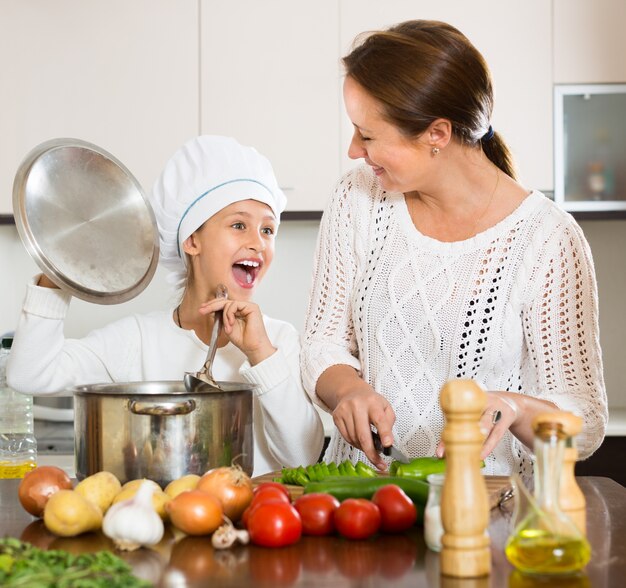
<box><xmin>232</xmin><ymin>259</ymin><xmax>261</xmax><ymax>288</ymax></box>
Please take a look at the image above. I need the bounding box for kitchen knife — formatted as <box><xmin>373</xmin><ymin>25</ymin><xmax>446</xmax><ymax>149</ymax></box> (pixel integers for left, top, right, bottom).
<box><xmin>371</xmin><ymin>431</ymin><xmax>410</xmax><ymax>464</ymax></box>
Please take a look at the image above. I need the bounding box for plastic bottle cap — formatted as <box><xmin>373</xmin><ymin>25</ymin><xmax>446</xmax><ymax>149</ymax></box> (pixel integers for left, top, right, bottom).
<box><xmin>1</xmin><ymin>337</ymin><xmax>13</xmax><ymax>350</ymax></box>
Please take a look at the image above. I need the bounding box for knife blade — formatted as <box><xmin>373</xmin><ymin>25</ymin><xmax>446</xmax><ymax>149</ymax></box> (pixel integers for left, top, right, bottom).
<box><xmin>371</xmin><ymin>431</ymin><xmax>410</xmax><ymax>464</ymax></box>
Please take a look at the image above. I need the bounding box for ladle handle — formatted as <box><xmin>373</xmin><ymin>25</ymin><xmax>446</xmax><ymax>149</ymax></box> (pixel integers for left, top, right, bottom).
<box><xmin>201</xmin><ymin>284</ymin><xmax>228</xmax><ymax>375</ymax></box>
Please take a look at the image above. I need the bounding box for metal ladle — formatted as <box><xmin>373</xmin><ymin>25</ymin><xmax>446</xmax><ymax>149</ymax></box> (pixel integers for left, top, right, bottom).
<box><xmin>183</xmin><ymin>284</ymin><xmax>228</xmax><ymax>392</ymax></box>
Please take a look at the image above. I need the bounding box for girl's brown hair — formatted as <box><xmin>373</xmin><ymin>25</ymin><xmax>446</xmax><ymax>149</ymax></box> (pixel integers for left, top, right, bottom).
<box><xmin>343</xmin><ymin>20</ymin><xmax>517</xmax><ymax>179</ymax></box>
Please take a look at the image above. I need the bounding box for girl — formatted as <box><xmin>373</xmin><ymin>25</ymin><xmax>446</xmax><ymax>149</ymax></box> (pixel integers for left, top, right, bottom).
<box><xmin>8</xmin><ymin>135</ymin><xmax>324</xmax><ymax>476</ymax></box>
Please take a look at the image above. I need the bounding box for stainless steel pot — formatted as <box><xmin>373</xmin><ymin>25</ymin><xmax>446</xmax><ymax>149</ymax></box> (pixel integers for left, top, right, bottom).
<box><xmin>72</xmin><ymin>381</ymin><xmax>254</xmax><ymax>486</ymax></box>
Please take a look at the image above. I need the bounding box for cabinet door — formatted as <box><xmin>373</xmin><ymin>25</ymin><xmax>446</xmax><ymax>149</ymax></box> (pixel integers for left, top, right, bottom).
<box><xmin>200</xmin><ymin>0</ymin><xmax>340</xmax><ymax>212</ymax></box>
<box><xmin>0</xmin><ymin>0</ymin><xmax>199</xmax><ymax>216</ymax></box>
<box><xmin>554</xmin><ymin>0</ymin><xmax>626</xmax><ymax>84</ymax></box>
<box><xmin>339</xmin><ymin>0</ymin><xmax>553</xmax><ymax>191</ymax></box>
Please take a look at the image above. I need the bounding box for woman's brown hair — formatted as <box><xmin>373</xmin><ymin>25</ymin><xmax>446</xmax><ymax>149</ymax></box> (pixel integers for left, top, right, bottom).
<box><xmin>343</xmin><ymin>20</ymin><xmax>517</xmax><ymax>179</ymax></box>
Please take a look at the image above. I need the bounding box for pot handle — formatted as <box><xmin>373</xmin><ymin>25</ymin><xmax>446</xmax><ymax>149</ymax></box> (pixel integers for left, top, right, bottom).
<box><xmin>128</xmin><ymin>399</ymin><xmax>196</xmax><ymax>416</ymax></box>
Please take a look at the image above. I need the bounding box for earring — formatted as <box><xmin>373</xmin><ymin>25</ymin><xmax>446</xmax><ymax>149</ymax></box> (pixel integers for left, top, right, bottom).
<box><xmin>431</xmin><ymin>147</ymin><xmax>440</xmax><ymax>155</ymax></box>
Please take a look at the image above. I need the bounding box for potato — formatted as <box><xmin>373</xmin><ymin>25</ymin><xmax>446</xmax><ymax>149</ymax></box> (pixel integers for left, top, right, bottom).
<box><xmin>74</xmin><ymin>471</ymin><xmax>122</xmax><ymax>513</ymax></box>
<box><xmin>43</xmin><ymin>489</ymin><xmax>103</xmax><ymax>537</ymax></box>
<box><xmin>164</xmin><ymin>474</ymin><xmax>201</xmax><ymax>499</ymax></box>
<box><xmin>113</xmin><ymin>480</ymin><xmax>170</xmax><ymax>520</ymax></box>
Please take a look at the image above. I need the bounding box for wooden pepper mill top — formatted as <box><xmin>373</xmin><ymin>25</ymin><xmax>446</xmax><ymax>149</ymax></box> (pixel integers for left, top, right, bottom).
<box><xmin>439</xmin><ymin>379</ymin><xmax>491</xmax><ymax>578</ymax></box>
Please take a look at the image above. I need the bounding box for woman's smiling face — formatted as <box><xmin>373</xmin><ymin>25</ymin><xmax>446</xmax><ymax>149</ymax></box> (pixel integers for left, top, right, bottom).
<box><xmin>343</xmin><ymin>76</ymin><xmax>429</xmax><ymax>194</ymax></box>
<box><xmin>187</xmin><ymin>199</ymin><xmax>276</xmax><ymax>300</ymax></box>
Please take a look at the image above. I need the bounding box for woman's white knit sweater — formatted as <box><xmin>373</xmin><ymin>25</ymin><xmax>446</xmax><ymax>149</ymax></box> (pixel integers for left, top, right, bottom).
<box><xmin>301</xmin><ymin>165</ymin><xmax>608</xmax><ymax>476</ymax></box>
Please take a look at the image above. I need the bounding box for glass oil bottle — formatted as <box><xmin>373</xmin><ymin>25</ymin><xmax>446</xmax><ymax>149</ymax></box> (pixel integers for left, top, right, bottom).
<box><xmin>505</xmin><ymin>415</ymin><xmax>590</xmax><ymax>575</ymax></box>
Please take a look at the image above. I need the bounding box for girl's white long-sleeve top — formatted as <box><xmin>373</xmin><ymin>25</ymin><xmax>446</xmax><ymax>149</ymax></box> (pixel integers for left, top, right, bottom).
<box><xmin>301</xmin><ymin>165</ymin><xmax>608</xmax><ymax>477</ymax></box>
<box><xmin>7</xmin><ymin>282</ymin><xmax>324</xmax><ymax>477</ymax></box>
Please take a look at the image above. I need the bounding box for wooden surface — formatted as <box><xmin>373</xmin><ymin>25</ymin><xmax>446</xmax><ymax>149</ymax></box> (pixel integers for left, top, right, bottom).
<box><xmin>252</xmin><ymin>472</ymin><xmax>513</xmax><ymax>510</ymax></box>
<box><xmin>1</xmin><ymin>477</ymin><xmax>624</xmax><ymax>587</ymax></box>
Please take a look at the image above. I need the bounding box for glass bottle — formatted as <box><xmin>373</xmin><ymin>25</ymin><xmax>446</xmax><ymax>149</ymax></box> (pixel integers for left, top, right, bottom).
<box><xmin>0</xmin><ymin>336</ymin><xmax>37</xmax><ymax>478</ymax></box>
<box><xmin>505</xmin><ymin>417</ymin><xmax>590</xmax><ymax>575</ymax></box>
<box><xmin>424</xmin><ymin>472</ymin><xmax>445</xmax><ymax>552</ymax></box>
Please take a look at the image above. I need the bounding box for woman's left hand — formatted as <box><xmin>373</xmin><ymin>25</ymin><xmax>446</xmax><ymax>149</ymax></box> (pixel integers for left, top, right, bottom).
<box><xmin>436</xmin><ymin>391</ymin><xmax>520</xmax><ymax>460</ymax></box>
<box><xmin>199</xmin><ymin>298</ymin><xmax>276</xmax><ymax>366</ymax></box>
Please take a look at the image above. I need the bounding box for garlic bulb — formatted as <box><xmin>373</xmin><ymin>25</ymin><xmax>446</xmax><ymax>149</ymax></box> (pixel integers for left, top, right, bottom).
<box><xmin>103</xmin><ymin>479</ymin><xmax>164</xmax><ymax>551</ymax></box>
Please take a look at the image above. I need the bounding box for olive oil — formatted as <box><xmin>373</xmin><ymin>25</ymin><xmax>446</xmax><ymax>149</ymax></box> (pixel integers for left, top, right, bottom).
<box><xmin>0</xmin><ymin>460</ymin><xmax>37</xmax><ymax>479</ymax></box>
<box><xmin>505</xmin><ymin>528</ymin><xmax>591</xmax><ymax>575</ymax></box>
<box><xmin>505</xmin><ymin>414</ymin><xmax>591</xmax><ymax>576</ymax></box>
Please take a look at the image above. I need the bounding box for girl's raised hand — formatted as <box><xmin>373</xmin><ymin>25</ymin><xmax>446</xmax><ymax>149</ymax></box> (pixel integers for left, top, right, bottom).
<box><xmin>199</xmin><ymin>298</ymin><xmax>276</xmax><ymax>366</ymax></box>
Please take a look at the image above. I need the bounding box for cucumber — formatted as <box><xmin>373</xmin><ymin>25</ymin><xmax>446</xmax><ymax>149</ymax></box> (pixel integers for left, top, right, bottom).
<box><xmin>390</xmin><ymin>457</ymin><xmax>446</xmax><ymax>479</ymax></box>
<box><xmin>303</xmin><ymin>475</ymin><xmax>429</xmax><ymax>512</ymax></box>
<box><xmin>277</xmin><ymin>460</ymin><xmax>377</xmax><ymax>486</ymax></box>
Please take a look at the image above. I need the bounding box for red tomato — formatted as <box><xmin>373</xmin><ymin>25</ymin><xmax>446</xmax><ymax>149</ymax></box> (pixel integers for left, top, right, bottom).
<box><xmin>334</xmin><ymin>499</ymin><xmax>381</xmax><ymax>540</ymax></box>
<box><xmin>253</xmin><ymin>481</ymin><xmax>290</xmax><ymax>498</ymax></box>
<box><xmin>252</xmin><ymin>486</ymin><xmax>291</xmax><ymax>506</ymax></box>
<box><xmin>293</xmin><ymin>493</ymin><xmax>340</xmax><ymax>536</ymax></box>
<box><xmin>371</xmin><ymin>484</ymin><xmax>417</xmax><ymax>533</ymax></box>
<box><xmin>247</xmin><ymin>501</ymin><xmax>302</xmax><ymax>548</ymax></box>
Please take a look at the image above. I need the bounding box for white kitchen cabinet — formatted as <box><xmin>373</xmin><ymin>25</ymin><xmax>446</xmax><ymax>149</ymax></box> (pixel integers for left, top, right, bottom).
<box><xmin>0</xmin><ymin>0</ymin><xmax>199</xmax><ymax>216</ymax></box>
<box><xmin>200</xmin><ymin>0</ymin><xmax>341</xmax><ymax>212</ymax></box>
<box><xmin>554</xmin><ymin>0</ymin><xmax>626</xmax><ymax>84</ymax></box>
<box><xmin>339</xmin><ymin>0</ymin><xmax>553</xmax><ymax>191</ymax></box>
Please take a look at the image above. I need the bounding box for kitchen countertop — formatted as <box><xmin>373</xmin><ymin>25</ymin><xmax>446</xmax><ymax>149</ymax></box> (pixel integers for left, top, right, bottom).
<box><xmin>1</xmin><ymin>475</ymin><xmax>624</xmax><ymax>587</ymax></box>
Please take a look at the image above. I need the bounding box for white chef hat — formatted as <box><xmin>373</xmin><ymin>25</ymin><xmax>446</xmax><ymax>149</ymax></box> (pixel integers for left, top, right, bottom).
<box><xmin>149</xmin><ymin>135</ymin><xmax>287</xmax><ymax>289</ymax></box>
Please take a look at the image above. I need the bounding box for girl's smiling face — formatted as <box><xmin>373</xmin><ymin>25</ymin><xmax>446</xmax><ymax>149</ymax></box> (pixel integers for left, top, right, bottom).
<box><xmin>185</xmin><ymin>199</ymin><xmax>277</xmax><ymax>300</ymax></box>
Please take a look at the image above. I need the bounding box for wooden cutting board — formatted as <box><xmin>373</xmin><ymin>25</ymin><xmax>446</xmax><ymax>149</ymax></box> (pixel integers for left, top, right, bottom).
<box><xmin>252</xmin><ymin>472</ymin><xmax>512</xmax><ymax>510</ymax></box>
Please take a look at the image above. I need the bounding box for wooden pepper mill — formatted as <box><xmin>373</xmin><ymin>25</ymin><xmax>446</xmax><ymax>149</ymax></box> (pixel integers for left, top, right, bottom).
<box><xmin>439</xmin><ymin>379</ymin><xmax>491</xmax><ymax>578</ymax></box>
<box><xmin>533</xmin><ymin>411</ymin><xmax>586</xmax><ymax>535</ymax></box>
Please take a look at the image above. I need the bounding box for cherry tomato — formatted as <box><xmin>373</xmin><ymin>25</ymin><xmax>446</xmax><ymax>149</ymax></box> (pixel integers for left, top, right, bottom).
<box><xmin>293</xmin><ymin>493</ymin><xmax>340</xmax><ymax>536</ymax></box>
<box><xmin>334</xmin><ymin>498</ymin><xmax>381</xmax><ymax>540</ymax></box>
<box><xmin>252</xmin><ymin>486</ymin><xmax>291</xmax><ymax>506</ymax></box>
<box><xmin>371</xmin><ymin>484</ymin><xmax>417</xmax><ymax>533</ymax></box>
<box><xmin>247</xmin><ymin>501</ymin><xmax>302</xmax><ymax>548</ymax></box>
<box><xmin>253</xmin><ymin>481</ymin><xmax>290</xmax><ymax>499</ymax></box>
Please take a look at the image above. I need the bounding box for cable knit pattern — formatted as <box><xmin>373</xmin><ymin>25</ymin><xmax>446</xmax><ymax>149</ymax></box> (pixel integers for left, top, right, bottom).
<box><xmin>301</xmin><ymin>165</ymin><xmax>607</xmax><ymax>477</ymax></box>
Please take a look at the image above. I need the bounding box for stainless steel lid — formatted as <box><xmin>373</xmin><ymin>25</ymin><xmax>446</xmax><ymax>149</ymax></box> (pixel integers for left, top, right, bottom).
<box><xmin>12</xmin><ymin>138</ymin><xmax>159</xmax><ymax>304</ymax></box>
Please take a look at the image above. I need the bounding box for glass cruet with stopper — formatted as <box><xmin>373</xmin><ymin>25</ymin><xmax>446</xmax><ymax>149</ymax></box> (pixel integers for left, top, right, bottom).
<box><xmin>505</xmin><ymin>411</ymin><xmax>591</xmax><ymax>575</ymax></box>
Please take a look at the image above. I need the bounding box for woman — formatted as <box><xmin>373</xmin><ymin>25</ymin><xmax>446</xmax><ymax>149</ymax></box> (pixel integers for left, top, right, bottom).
<box><xmin>301</xmin><ymin>20</ymin><xmax>607</xmax><ymax>476</ymax></box>
<box><xmin>8</xmin><ymin>135</ymin><xmax>324</xmax><ymax>477</ymax></box>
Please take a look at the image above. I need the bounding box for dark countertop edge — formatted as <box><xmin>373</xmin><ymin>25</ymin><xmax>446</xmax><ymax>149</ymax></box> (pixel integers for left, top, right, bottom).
<box><xmin>4</xmin><ymin>210</ymin><xmax>626</xmax><ymax>224</ymax></box>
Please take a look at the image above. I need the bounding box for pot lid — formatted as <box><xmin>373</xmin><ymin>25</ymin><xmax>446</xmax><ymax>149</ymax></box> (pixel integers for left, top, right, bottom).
<box><xmin>12</xmin><ymin>138</ymin><xmax>159</xmax><ymax>304</ymax></box>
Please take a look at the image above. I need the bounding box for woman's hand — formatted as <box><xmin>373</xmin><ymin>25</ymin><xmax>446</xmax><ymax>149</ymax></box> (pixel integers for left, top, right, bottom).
<box><xmin>435</xmin><ymin>391</ymin><xmax>521</xmax><ymax>460</ymax></box>
<box><xmin>332</xmin><ymin>381</ymin><xmax>396</xmax><ymax>471</ymax></box>
<box><xmin>199</xmin><ymin>297</ymin><xmax>276</xmax><ymax>366</ymax></box>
